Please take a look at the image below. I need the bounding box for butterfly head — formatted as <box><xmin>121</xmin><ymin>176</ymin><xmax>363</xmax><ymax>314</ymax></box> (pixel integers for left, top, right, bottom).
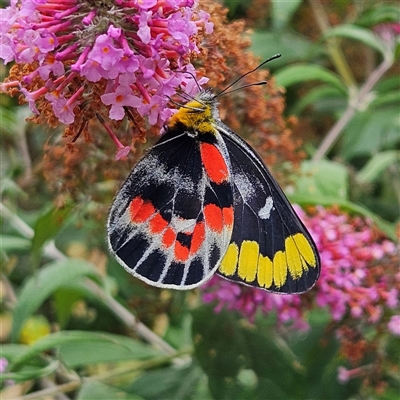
<box><xmin>167</xmin><ymin>89</ymin><xmax>219</xmax><ymax>136</ymax></box>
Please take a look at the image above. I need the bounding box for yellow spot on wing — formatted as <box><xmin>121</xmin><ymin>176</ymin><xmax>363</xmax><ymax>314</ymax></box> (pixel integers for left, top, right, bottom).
<box><xmin>273</xmin><ymin>250</ymin><xmax>287</xmax><ymax>288</ymax></box>
<box><xmin>257</xmin><ymin>254</ymin><xmax>273</xmax><ymax>288</ymax></box>
<box><xmin>285</xmin><ymin>235</ymin><xmax>304</xmax><ymax>279</ymax></box>
<box><xmin>238</xmin><ymin>241</ymin><xmax>259</xmax><ymax>282</ymax></box>
<box><xmin>219</xmin><ymin>243</ymin><xmax>239</xmax><ymax>276</ymax></box>
<box><xmin>293</xmin><ymin>233</ymin><xmax>316</xmax><ymax>268</ymax></box>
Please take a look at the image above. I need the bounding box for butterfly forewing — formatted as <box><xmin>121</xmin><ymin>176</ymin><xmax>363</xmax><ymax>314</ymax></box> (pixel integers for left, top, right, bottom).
<box><xmin>107</xmin><ymin>126</ymin><xmax>234</xmax><ymax>289</ymax></box>
<box><xmin>216</xmin><ymin>122</ymin><xmax>320</xmax><ymax>293</ymax></box>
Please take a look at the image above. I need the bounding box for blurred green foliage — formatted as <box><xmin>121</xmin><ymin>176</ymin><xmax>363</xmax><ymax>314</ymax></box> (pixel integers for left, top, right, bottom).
<box><xmin>250</xmin><ymin>1</ymin><xmax>400</xmax><ymax>230</ymax></box>
<box><xmin>1</xmin><ymin>1</ymin><xmax>399</xmax><ymax>399</ymax></box>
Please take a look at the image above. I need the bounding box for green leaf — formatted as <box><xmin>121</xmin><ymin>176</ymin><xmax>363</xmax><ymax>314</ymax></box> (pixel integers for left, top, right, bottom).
<box><xmin>0</xmin><ymin>344</ymin><xmax>29</xmax><ymax>362</ymax></box>
<box><xmin>0</xmin><ymin>177</ymin><xmax>27</xmax><ymax>198</ymax></box>
<box><xmin>251</xmin><ymin>32</ymin><xmax>314</xmax><ymax>68</ymax></box>
<box><xmin>271</xmin><ymin>0</ymin><xmax>302</xmax><ymax>31</ymax></box>
<box><xmin>78</xmin><ymin>381</ymin><xmax>143</xmax><ymax>400</ymax></box>
<box><xmin>292</xmin><ymin>85</ymin><xmax>347</xmax><ymax>115</ymax></box>
<box><xmin>242</xmin><ymin>329</ymin><xmax>303</xmax><ymax>398</ymax></box>
<box><xmin>370</xmin><ymin>90</ymin><xmax>400</xmax><ymax>108</ymax></box>
<box><xmin>323</xmin><ymin>25</ymin><xmax>386</xmax><ymax>56</ymax></box>
<box><xmin>53</xmin><ymin>288</ymin><xmax>86</xmax><ymax>328</ymax></box>
<box><xmin>9</xmin><ymin>331</ymin><xmax>163</xmax><ymax>370</ymax></box>
<box><xmin>0</xmin><ymin>107</ymin><xmax>20</xmax><ymax>137</ymax></box>
<box><xmin>357</xmin><ymin>151</ymin><xmax>400</xmax><ymax>183</ymax></box>
<box><xmin>374</xmin><ymin>76</ymin><xmax>400</xmax><ymax>94</ymax></box>
<box><xmin>1</xmin><ymin>360</ymin><xmax>60</xmax><ymax>383</ymax></box>
<box><xmin>341</xmin><ymin>107</ymin><xmax>400</xmax><ymax>159</ymax></box>
<box><xmin>274</xmin><ymin>64</ymin><xmax>346</xmax><ymax>93</ymax></box>
<box><xmin>0</xmin><ymin>235</ymin><xmax>31</xmax><ymax>252</ymax></box>
<box><xmin>31</xmin><ymin>203</ymin><xmax>73</xmax><ymax>267</ymax></box>
<box><xmin>164</xmin><ymin>313</ymin><xmax>193</xmax><ymax>350</ymax></box>
<box><xmin>293</xmin><ymin>160</ymin><xmax>349</xmax><ymax>200</ymax></box>
<box><xmin>11</xmin><ymin>259</ymin><xmax>100</xmax><ymax>342</ymax></box>
<box><xmin>357</xmin><ymin>5</ymin><xmax>400</xmax><ymax>28</ymax></box>
<box><xmin>128</xmin><ymin>362</ymin><xmax>203</xmax><ymax>400</ymax></box>
<box><xmin>58</xmin><ymin>332</ymin><xmax>164</xmax><ymax>367</ymax></box>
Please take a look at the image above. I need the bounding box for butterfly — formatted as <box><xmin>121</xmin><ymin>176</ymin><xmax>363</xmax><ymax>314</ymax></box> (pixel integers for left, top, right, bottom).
<box><xmin>107</xmin><ymin>57</ymin><xmax>320</xmax><ymax>293</ymax></box>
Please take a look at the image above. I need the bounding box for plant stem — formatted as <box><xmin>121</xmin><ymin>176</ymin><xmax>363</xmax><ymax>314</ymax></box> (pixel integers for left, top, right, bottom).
<box><xmin>312</xmin><ymin>57</ymin><xmax>393</xmax><ymax>162</ymax></box>
<box><xmin>96</xmin><ymin>349</ymin><xmax>193</xmax><ymax>383</ymax></box>
<box><xmin>14</xmin><ymin>380</ymin><xmax>80</xmax><ymax>400</ymax></box>
<box><xmin>84</xmin><ymin>279</ymin><xmax>176</xmax><ymax>354</ymax></box>
<box><xmin>309</xmin><ymin>0</ymin><xmax>356</xmax><ymax>87</ymax></box>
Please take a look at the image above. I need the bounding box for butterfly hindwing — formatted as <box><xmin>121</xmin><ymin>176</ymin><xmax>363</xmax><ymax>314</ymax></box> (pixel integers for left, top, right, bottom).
<box><xmin>216</xmin><ymin>122</ymin><xmax>321</xmax><ymax>294</ymax></box>
<box><xmin>107</xmin><ymin>125</ymin><xmax>234</xmax><ymax>289</ymax></box>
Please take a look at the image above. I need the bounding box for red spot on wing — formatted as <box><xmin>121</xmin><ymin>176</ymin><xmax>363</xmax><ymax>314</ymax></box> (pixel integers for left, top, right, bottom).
<box><xmin>130</xmin><ymin>198</ymin><xmax>156</xmax><ymax>223</ymax></box>
<box><xmin>175</xmin><ymin>241</ymin><xmax>190</xmax><ymax>262</ymax></box>
<box><xmin>190</xmin><ymin>221</ymin><xmax>205</xmax><ymax>255</ymax></box>
<box><xmin>149</xmin><ymin>213</ymin><xmax>169</xmax><ymax>234</ymax></box>
<box><xmin>204</xmin><ymin>203</ymin><xmax>223</xmax><ymax>232</ymax></box>
<box><xmin>200</xmin><ymin>143</ymin><xmax>229</xmax><ymax>184</ymax></box>
<box><xmin>223</xmin><ymin>206</ymin><xmax>234</xmax><ymax>227</ymax></box>
<box><xmin>129</xmin><ymin>196</ymin><xmax>144</xmax><ymax>221</ymax></box>
<box><xmin>162</xmin><ymin>227</ymin><xmax>176</xmax><ymax>248</ymax></box>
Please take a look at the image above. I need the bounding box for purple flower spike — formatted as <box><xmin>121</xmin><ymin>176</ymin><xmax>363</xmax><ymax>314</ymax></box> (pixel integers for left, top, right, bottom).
<box><xmin>1</xmin><ymin>0</ymin><xmax>212</xmax><ymax>153</ymax></box>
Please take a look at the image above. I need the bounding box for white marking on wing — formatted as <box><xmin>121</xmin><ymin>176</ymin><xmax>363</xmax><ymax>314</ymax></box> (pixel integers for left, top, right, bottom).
<box><xmin>171</xmin><ymin>216</ymin><xmax>197</xmax><ymax>233</ymax></box>
<box><xmin>258</xmin><ymin>196</ymin><xmax>274</xmax><ymax>219</ymax></box>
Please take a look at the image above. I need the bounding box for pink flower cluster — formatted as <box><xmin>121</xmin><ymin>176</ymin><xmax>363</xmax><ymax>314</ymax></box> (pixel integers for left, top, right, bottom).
<box><xmin>1</xmin><ymin>0</ymin><xmax>212</xmax><ymax>148</ymax></box>
<box><xmin>202</xmin><ymin>277</ymin><xmax>307</xmax><ymax>328</ymax></box>
<box><xmin>201</xmin><ymin>206</ymin><xmax>399</xmax><ymax>329</ymax></box>
<box><xmin>304</xmin><ymin>206</ymin><xmax>398</xmax><ymax>323</ymax></box>
<box><xmin>387</xmin><ymin>314</ymin><xmax>400</xmax><ymax>336</ymax></box>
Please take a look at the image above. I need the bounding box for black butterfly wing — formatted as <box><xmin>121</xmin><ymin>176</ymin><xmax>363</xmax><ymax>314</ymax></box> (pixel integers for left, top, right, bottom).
<box><xmin>216</xmin><ymin>122</ymin><xmax>320</xmax><ymax>294</ymax></box>
<box><xmin>107</xmin><ymin>127</ymin><xmax>234</xmax><ymax>289</ymax></box>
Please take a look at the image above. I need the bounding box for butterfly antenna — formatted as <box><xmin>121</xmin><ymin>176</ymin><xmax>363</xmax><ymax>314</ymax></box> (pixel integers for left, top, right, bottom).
<box><xmin>173</xmin><ymin>91</ymin><xmax>194</xmax><ymax>103</ymax></box>
<box><xmin>174</xmin><ymin>69</ymin><xmax>209</xmax><ymax>110</ymax></box>
<box><xmin>215</xmin><ymin>53</ymin><xmax>281</xmax><ymax>98</ymax></box>
<box><xmin>217</xmin><ymin>81</ymin><xmax>268</xmax><ymax>97</ymax></box>
<box><xmin>177</xmin><ymin>70</ymin><xmax>203</xmax><ymax>93</ymax></box>
<box><xmin>167</xmin><ymin>93</ymin><xmax>205</xmax><ymax>112</ymax></box>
